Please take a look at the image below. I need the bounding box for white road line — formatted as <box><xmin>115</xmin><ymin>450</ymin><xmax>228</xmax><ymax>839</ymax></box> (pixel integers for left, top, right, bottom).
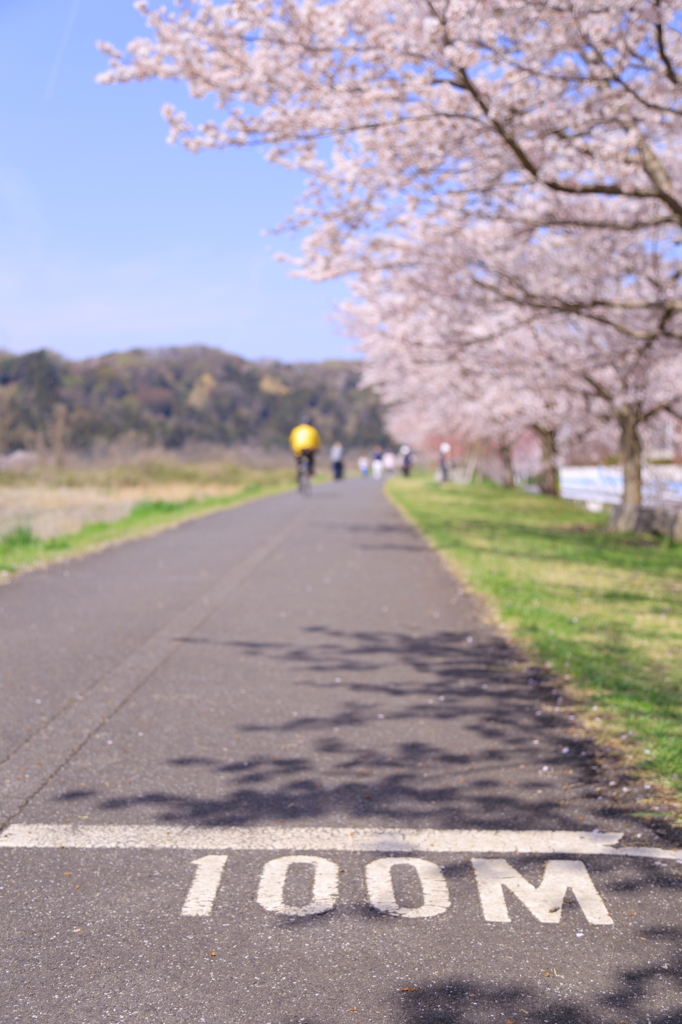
<box><xmin>181</xmin><ymin>855</ymin><xmax>228</xmax><ymax>916</ymax></box>
<box><xmin>0</xmin><ymin>824</ymin><xmax>680</xmax><ymax>858</ymax></box>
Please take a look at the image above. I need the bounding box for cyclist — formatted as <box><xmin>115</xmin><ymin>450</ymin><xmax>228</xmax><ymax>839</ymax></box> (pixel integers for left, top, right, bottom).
<box><xmin>289</xmin><ymin>418</ymin><xmax>322</xmax><ymax>486</ymax></box>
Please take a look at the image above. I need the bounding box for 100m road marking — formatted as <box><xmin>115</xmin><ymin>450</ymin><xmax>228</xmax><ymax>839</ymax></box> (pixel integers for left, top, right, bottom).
<box><xmin>3</xmin><ymin>824</ymin><xmax>670</xmax><ymax>924</ymax></box>
<box><xmin>182</xmin><ymin>853</ymin><xmax>614</xmax><ymax>923</ymax></box>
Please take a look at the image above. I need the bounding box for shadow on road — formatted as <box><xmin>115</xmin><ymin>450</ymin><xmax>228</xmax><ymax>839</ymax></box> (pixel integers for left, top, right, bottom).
<box><xmin>384</xmin><ymin>965</ymin><xmax>682</xmax><ymax>1024</ymax></box>
<box><xmin>264</xmin><ymin>950</ymin><xmax>682</xmax><ymax>1024</ymax></box>
<box><xmin>44</xmin><ymin>485</ymin><xmax>682</xmax><ymax>1024</ymax></box>
<box><xmin>77</xmin><ymin>625</ymin><xmax>680</xmax><ymax>852</ymax></box>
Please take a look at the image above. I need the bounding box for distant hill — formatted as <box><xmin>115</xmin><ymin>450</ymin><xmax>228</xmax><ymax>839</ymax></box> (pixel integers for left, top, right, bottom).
<box><xmin>0</xmin><ymin>347</ymin><xmax>389</xmax><ymax>454</ymax></box>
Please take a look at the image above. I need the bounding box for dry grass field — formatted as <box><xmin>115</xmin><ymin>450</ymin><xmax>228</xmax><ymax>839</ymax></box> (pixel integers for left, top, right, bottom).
<box><xmin>0</xmin><ymin>447</ymin><xmax>297</xmax><ymax>574</ymax></box>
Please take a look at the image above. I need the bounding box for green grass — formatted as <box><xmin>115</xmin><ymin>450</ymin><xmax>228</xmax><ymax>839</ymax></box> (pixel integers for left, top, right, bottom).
<box><xmin>0</xmin><ymin>478</ymin><xmax>292</xmax><ymax>576</ymax></box>
<box><xmin>387</xmin><ymin>475</ymin><xmax>682</xmax><ymax>802</ymax></box>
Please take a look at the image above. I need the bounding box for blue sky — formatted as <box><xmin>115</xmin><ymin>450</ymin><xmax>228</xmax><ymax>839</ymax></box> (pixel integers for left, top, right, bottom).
<box><xmin>0</xmin><ymin>0</ymin><xmax>351</xmax><ymax>363</ymax></box>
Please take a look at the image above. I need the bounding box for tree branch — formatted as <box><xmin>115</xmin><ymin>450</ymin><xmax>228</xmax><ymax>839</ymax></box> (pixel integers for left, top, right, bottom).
<box><xmin>655</xmin><ymin>0</ymin><xmax>679</xmax><ymax>84</ymax></box>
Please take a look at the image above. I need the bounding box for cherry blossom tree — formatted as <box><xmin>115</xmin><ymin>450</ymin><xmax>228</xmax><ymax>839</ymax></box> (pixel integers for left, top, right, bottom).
<box><xmin>99</xmin><ymin>1</ymin><xmax>682</xmax><ymax>247</ymax></box>
<box><xmin>99</xmin><ymin>1</ymin><xmax>682</xmax><ymax>360</ymax></box>
<box><xmin>98</xmin><ymin>1</ymin><xmax>682</xmax><ymax>523</ymax></box>
<box><xmin>349</xmin><ymin>281</ymin><xmax>595</xmax><ymax>495</ymax></box>
<box><xmin>357</xmin><ymin>332</ymin><xmax>598</xmax><ymax>496</ymax></box>
<box><xmin>343</xmin><ymin>217</ymin><xmax>682</xmax><ymax>514</ymax></box>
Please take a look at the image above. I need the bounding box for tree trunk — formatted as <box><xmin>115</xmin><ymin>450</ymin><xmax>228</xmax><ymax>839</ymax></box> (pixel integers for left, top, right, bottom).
<box><xmin>532</xmin><ymin>426</ymin><xmax>558</xmax><ymax>496</ymax></box>
<box><xmin>464</xmin><ymin>444</ymin><xmax>478</xmax><ymax>483</ymax></box>
<box><xmin>499</xmin><ymin>444</ymin><xmax>514</xmax><ymax>487</ymax></box>
<box><xmin>610</xmin><ymin>410</ymin><xmax>642</xmax><ymax>531</ymax></box>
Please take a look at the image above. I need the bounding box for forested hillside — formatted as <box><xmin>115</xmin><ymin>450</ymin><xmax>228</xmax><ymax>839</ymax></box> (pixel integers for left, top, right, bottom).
<box><xmin>0</xmin><ymin>347</ymin><xmax>388</xmax><ymax>454</ymax></box>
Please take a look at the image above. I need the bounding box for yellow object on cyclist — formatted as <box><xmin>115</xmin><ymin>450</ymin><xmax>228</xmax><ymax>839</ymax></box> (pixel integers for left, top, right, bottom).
<box><xmin>289</xmin><ymin>423</ymin><xmax>321</xmax><ymax>456</ymax></box>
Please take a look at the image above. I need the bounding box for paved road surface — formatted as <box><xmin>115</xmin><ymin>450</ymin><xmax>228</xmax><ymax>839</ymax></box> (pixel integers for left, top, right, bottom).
<box><xmin>1</xmin><ymin>480</ymin><xmax>681</xmax><ymax>1024</ymax></box>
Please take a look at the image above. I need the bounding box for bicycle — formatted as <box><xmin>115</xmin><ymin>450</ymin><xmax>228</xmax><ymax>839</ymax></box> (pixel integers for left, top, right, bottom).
<box><xmin>297</xmin><ymin>452</ymin><xmax>313</xmax><ymax>494</ymax></box>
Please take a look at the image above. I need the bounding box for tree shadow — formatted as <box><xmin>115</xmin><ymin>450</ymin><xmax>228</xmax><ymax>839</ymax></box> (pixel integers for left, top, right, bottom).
<box><xmin>73</xmin><ymin>624</ymin><xmax>679</xmax><ymax>848</ymax></box>
<box><xmin>389</xmin><ymin>962</ymin><xmax>682</xmax><ymax>1023</ymax></box>
<box><xmin>51</xmin><ymin>617</ymin><xmax>682</xmax><ymax>1021</ymax></box>
<box><xmin>263</xmin><ymin>947</ymin><xmax>682</xmax><ymax>1023</ymax></box>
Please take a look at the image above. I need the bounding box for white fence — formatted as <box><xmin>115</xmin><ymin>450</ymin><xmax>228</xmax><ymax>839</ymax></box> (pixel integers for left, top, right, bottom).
<box><xmin>559</xmin><ymin>465</ymin><xmax>682</xmax><ymax>507</ymax></box>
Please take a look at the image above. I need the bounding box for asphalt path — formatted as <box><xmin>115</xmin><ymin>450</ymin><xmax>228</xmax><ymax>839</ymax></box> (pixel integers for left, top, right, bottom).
<box><xmin>1</xmin><ymin>479</ymin><xmax>681</xmax><ymax>1024</ymax></box>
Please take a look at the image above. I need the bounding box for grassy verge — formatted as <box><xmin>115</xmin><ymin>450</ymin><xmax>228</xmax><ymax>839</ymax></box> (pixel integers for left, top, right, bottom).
<box><xmin>0</xmin><ymin>475</ymin><xmax>293</xmax><ymax>576</ymax></box>
<box><xmin>387</xmin><ymin>475</ymin><xmax>682</xmax><ymax>807</ymax></box>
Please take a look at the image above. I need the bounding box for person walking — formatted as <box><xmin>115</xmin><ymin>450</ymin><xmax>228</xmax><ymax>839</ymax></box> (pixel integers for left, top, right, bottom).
<box><xmin>358</xmin><ymin>455</ymin><xmax>369</xmax><ymax>478</ymax></box>
<box><xmin>330</xmin><ymin>441</ymin><xmax>344</xmax><ymax>480</ymax></box>
<box><xmin>371</xmin><ymin>446</ymin><xmax>383</xmax><ymax>480</ymax></box>
<box><xmin>382</xmin><ymin>450</ymin><xmax>396</xmax><ymax>476</ymax></box>
<box><xmin>438</xmin><ymin>441</ymin><xmax>452</xmax><ymax>483</ymax></box>
<box><xmin>399</xmin><ymin>444</ymin><xmax>412</xmax><ymax>477</ymax></box>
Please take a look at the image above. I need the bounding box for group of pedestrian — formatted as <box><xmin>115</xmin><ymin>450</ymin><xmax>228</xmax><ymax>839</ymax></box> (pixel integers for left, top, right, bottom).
<box><xmin>357</xmin><ymin>445</ymin><xmax>413</xmax><ymax>480</ymax></box>
<box><xmin>289</xmin><ymin>427</ymin><xmax>415</xmax><ymax>484</ymax></box>
<box><xmin>289</xmin><ymin>420</ymin><xmax>416</xmax><ymax>485</ymax></box>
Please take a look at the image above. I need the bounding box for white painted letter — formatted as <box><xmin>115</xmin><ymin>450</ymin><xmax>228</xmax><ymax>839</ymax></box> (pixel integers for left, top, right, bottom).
<box><xmin>365</xmin><ymin>857</ymin><xmax>450</xmax><ymax>918</ymax></box>
<box><xmin>181</xmin><ymin>854</ymin><xmax>228</xmax><ymax>916</ymax></box>
<box><xmin>256</xmin><ymin>855</ymin><xmax>339</xmax><ymax>916</ymax></box>
<box><xmin>471</xmin><ymin>859</ymin><xmax>613</xmax><ymax>925</ymax></box>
